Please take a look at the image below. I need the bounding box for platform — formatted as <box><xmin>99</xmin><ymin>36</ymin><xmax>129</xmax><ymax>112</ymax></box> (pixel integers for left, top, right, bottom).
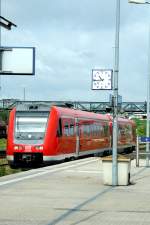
<box><xmin>0</xmin><ymin>157</ymin><xmax>150</xmax><ymax>225</ymax></box>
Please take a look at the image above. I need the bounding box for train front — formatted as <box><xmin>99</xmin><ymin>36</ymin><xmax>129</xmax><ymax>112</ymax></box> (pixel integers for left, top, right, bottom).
<box><xmin>7</xmin><ymin>104</ymin><xmax>50</xmax><ymax>167</ymax></box>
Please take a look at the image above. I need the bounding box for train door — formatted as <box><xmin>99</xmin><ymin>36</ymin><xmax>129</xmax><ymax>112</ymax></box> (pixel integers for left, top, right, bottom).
<box><xmin>75</xmin><ymin>118</ymin><xmax>80</xmax><ymax>156</ymax></box>
<box><xmin>61</xmin><ymin>117</ymin><xmax>76</xmax><ymax>154</ymax></box>
<box><xmin>78</xmin><ymin>119</ymin><xmax>92</xmax><ymax>152</ymax></box>
<box><xmin>118</xmin><ymin>123</ymin><xmax>127</xmax><ymax>146</ymax></box>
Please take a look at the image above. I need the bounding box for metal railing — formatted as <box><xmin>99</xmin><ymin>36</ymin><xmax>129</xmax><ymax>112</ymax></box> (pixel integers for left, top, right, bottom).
<box><xmin>136</xmin><ymin>136</ymin><xmax>150</xmax><ymax>167</ymax></box>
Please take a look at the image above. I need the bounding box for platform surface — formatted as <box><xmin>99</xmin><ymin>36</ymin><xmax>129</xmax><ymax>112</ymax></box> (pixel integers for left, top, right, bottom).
<box><xmin>0</xmin><ymin>157</ymin><xmax>150</xmax><ymax>225</ymax></box>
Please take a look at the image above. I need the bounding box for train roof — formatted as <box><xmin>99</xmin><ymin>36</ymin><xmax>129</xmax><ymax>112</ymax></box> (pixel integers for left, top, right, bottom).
<box><xmin>14</xmin><ymin>103</ymin><xmax>135</xmax><ymax>124</ymax></box>
<box><xmin>53</xmin><ymin>106</ymin><xmax>110</xmax><ymax>121</ymax></box>
<box><xmin>15</xmin><ymin>102</ymin><xmax>74</xmax><ymax>112</ymax></box>
<box><xmin>14</xmin><ymin>103</ymin><xmax>109</xmax><ymax>120</ymax></box>
<box><xmin>106</xmin><ymin>114</ymin><xmax>135</xmax><ymax>124</ymax></box>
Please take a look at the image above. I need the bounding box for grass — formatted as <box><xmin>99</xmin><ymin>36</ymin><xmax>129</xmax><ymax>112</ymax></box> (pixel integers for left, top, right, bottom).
<box><xmin>0</xmin><ymin>166</ymin><xmax>22</xmax><ymax>177</ymax></box>
<box><xmin>0</xmin><ymin>138</ymin><xmax>6</xmax><ymax>150</ymax></box>
<box><xmin>0</xmin><ymin>158</ymin><xmax>26</xmax><ymax>177</ymax></box>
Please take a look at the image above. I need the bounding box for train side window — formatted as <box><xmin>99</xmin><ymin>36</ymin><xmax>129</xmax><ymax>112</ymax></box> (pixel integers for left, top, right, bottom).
<box><xmin>100</xmin><ymin>126</ymin><xmax>104</xmax><ymax>137</ymax></box>
<box><xmin>91</xmin><ymin>124</ymin><xmax>98</xmax><ymax>137</ymax></box>
<box><xmin>119</xmin><ymin>124</ymin><xmax>125</xmax><ymax>136</ymax></box>
<box><xmin>78</xmin><ymin>121</ymin><xmax>83</xmax><ymax>137</ymax></box>
<box><xmin>125</xmin><ymin>124</ymin><xmax>132</xmax><ymax>138</ymax></box>
<box><xmin>64</xmin><ymin>122</ymin><xmax>69</xmax><ymax>136</ymax></box>
<box><xmin>91</xmin><ymin>124</ymin><xmax>95</xmax><ymax>137</ymax></box>
<box><xmin>90</xmin><ymin>124</ymin><xmax>94</xmax><ymax>137</ymax></box>
<box><xmin>70</xmin><ymin>124</ymin><xmax>74</xmax><ymax>136</ymax></box>
<box><xmin>83</xmin><ymin>124</ymin><xmax>90</xmax><ymax>137</ymax></box>
<box><xmin>104</xmin><ymin>124</ymin><xmax>109</xmax><ymax>136</ymax></box>
<box><xmin>83</xmin><ymin>125</ymin><xmax>86</xmax><ymax>137</ymax></box>
<box><xmin>97</xmin><ymin>125</ymin><xmax>101</xmax><ymax>137</ymax></box>
<box><xmin>94</xmin><ymin>124</ymin><xmax>97</xmax><ymax>137</ymax></box>
<box><xmin>87</xmin><ymin>125</ymin><xmax>91</xmax><ymax>137</ymax></box>
<box><xmin>57</xmin><ymin>118</ymin><xmax>62</xmax><ymax>137</ymax></box>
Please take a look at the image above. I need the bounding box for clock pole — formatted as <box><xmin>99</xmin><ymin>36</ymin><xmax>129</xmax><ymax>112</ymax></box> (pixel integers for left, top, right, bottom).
<box><xmin>112</xmin><ymin>0</ymin><xmax>120</xmax><ymax>186</ymax></box>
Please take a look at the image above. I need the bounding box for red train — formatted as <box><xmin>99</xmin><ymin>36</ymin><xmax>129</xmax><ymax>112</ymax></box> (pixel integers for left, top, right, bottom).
<box><xmin>6</xmin><ymin>104</ymin><xmax>136</xmax><ymax>167</ymax></box>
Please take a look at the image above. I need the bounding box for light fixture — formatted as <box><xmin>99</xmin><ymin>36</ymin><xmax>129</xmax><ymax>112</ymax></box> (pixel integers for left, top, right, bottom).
<box><xmin>0</xmin><ymin>16</ymin><xmax>17</xmax><ymax>30</ymax></box>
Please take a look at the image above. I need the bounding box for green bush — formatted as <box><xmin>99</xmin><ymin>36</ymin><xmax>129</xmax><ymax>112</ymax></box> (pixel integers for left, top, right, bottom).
<box><xmin>0</xmin><ymin>110</ymin><xmax>9</xmax><ymax>124</ymax></box>
<box><xmin>132</xmin><ymin>118</ymin><xmax>146</xmax><ymax>136</ymax></box>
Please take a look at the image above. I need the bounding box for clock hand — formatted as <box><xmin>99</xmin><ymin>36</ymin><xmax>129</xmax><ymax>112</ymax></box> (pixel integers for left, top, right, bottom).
<box><xmin>99</xmin><ymin>75</ymin><xmax>104</xmax><ymax>81</ymax></box>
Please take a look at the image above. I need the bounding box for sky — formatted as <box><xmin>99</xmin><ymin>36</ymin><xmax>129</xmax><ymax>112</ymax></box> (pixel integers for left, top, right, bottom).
<box><xmin>0</xmin><ymin>0</ymin><xmax>150</xmax><ymax>102</ymax></box>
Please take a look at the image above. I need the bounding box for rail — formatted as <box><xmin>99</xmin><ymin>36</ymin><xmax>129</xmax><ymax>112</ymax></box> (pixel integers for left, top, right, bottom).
<box><xmin>0</xmin><ymin>163</ymin><xmax>8</xmax><ymax>167</ymax></box>
<box><xmin>0</xmin><ymin>150</ymin><xmax>6</xmax><ymax>159</ymax></box>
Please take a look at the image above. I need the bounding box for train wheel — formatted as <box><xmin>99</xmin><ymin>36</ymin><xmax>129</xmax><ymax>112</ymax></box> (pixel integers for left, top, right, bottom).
<box><xmin>103</xmin><ymin>150</ymin><xmax>110</xmax><ymax>157</ymax></box>
<box><xmin>70</xmin><ymin>156</ymin><xmax>76</xmax><ymax>161</ymax></box>
<box><xmin>9</xmin><ymin>163</ymin><xmax>18</xmax><ymax>169</ymax></box>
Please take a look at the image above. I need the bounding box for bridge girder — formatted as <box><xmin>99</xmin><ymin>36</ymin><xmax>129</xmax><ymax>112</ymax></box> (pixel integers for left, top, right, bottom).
<box><xmin>0</xmin><ymin>99</ymin><xmax>147</xmax><ymax>114</ymax></box>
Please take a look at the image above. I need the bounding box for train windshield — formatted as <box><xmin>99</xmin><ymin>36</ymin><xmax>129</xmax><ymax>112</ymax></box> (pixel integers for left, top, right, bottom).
<box><xmin>14</xmin><ymin>111</ymin><xmax>49</xmax><ymax>144</ymax></box>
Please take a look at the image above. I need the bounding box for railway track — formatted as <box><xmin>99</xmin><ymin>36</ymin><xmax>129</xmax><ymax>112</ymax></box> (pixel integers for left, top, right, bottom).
<box><xmin>0</xmin><ymin>150</ymin><xmax>143</xmax><ymax>169</ymax></box>
<box><xmin>0</xmin><ymin>163</ymin><xmax>8</xmax><ymax>167</ymax></box>
<box><xmin>0</xmin><ymin>150</ymin><xmax>6</xmax><ymax>159</ymax></box>
<box><xmin>0</xmin><ymin>151</ymin><xmax>145</xmax><ymax>178</ymax></box>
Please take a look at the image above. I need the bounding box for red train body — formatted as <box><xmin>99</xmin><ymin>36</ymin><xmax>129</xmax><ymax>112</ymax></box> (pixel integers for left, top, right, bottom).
<box><xmin>6</xmin><ymin>104</ymin><xmax>136</xmax><ymax>167</ymax></box>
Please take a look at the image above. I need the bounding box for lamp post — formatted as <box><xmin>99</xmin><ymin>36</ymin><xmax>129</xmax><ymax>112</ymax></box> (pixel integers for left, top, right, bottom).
<box><xmin>147</xmin><ymin>27</ymin><xmax>150</xmax><ymax>167</ymax></box>
<box><xmin>128</xmin><ymin>0</ymin><xmax>150</xmax><ymax>167</ymax></box>
<box><xmin>0</xmin><ymin>0</ymin><xmax>2</xmax><ymax>99</ymax></box>
<box><xmin>0</xmin><ymin>1</ymin><xmax>17</xmax><ymax>100</ymax></box>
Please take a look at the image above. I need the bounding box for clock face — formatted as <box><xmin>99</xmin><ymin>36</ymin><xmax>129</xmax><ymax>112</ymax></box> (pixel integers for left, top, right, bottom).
<box><xmin>92</xmin><ymin>70</ymin><xmax>112</xmax><ymax>90</ymax></box>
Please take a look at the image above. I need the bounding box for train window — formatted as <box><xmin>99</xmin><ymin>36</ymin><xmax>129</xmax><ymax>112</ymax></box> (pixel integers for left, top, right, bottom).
<box><xmin>91</xmin><ymin>124</ymin><xmax>99</xmax><ymax>137</ymax></box>
<box><xmin>79</xmin><ymin>120</ymin><xmax>109</xmax><ymax>138</ymax></box>
<box><xmin>62</xmin><ymin>119</ymin><xmax>75</xmax><ymax>136</ymax></box>
<box><xmin>64</xmin><ymin>122</ymin><xmax>69</xmax><ymax>136</ymax></box>
<box><xmin>70</xmin><ymin>124</ymin><xmax>74</xmax><ymax>136</ymax></box>
<box><xmin>96</xmin><ymin>125</ymin><xmax>100</xmax><ymax>137</ymax></box>
<box><xmin>83</xmin><ymin>124</ymin><xmax>90</xmax><ymax>137</ymax></box>
<box><xmin>15</xmin><ymin>111</ymin><xmax>49</xmax><ymax>144</ymax></box>
<box><xmin>87</xmin><ymin>125</ymin><xmax>91</xmax><ymax>137</ymax></box>
<box><xmin>125</xmin><ymin>124</ymin><xmax>132</xmax><ymax>137</ymax></box>
<box><xmin>118</xmin><ymin>125</ymin><xmax>126</xmax><ymax>136</ymax></box>
<box><xmin>83</xmin><ymin>125</ymin><xmax>86</xmax><ymax>137</ymax></box>
<box><xmin>94</xmin><ymin>124</ymin><xmax>98</xmax><ymax>137</ymax></box>
<box><xmin>96</xmin><ymin>125</ymin><xmax>98</xmax><ymax>136</ymax></box>
<box><xmin>89</xmin><ymin>124</ymin><xmax>94</xmax><ymax>137</ymax></box>
<box><xmin>90</xmin><ymin>124</ymin><xmax>95</xmax><ymax>136</ymax></box>
<box><xmin>98</xmin><ymin>126</ymin><xmax>101</xmax><ymax>136</ymax></box>
<box><xmin>104</xmin><ymin>124</ymin><xmax>109</xmax><ymax>136</ymax></box>
<box><xmin>100</xmin><ymin>125</ymin><xmax>104</xmax><ymax>137</ymax></box>
<box><xmin>57</xmin><ymin>118</ymin><xmax>62</xmax><ymax>137</ymax></box>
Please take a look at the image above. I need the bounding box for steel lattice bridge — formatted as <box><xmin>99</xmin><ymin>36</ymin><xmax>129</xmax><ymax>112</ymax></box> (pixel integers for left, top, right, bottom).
<box><xmin>0</xmin><ymin>99</ymin><xmax>147</xmax><ymax>114</ymax></box>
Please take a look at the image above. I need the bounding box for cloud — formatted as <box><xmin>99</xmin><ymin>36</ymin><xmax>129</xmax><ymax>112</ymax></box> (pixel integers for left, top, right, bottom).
<box><xmin>0</xmin><ymin>0</ymin><xmax>150</xmax><ymax>102</ymax></box>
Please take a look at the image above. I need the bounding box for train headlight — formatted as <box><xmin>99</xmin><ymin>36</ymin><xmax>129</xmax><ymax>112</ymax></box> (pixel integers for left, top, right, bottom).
<box><xmin>14</xmin><ymin>145</ymin><xmax>23</xmax><ymax>150</ymax></box>
<box><xmin>35</xmin><ymin>146</ymin><xmax>43</xmax><ymax>151</ymax></box>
